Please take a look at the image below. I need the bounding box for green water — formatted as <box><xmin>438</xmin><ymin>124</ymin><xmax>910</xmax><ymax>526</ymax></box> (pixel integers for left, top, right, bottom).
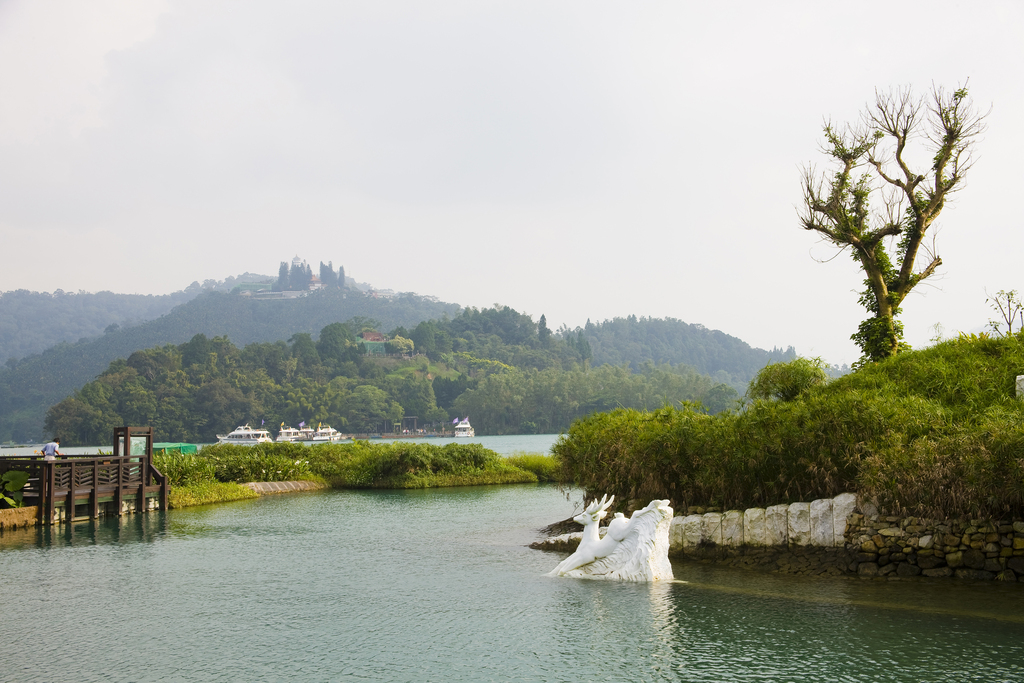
<box><xmin>2</xmin><ymin>485</ymin><xmax>1023</xmax><ymax>682</ymax></box>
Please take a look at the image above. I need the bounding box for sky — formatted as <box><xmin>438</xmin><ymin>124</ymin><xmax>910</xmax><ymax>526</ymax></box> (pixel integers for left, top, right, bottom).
<box><xmin>1</xmin><ymin>1</ymin><xmax>1022</xmax><ymax>365</ymax></box>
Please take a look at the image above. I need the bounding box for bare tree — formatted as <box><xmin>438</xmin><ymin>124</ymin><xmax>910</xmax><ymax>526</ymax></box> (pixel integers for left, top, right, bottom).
<box><xmin>800</xmin><ymin>85</ymin><xmax>985</xmax><ymax>362</ymax></box>
<box><xmin>987</xmin><ymin>289</ymin><xmax>1024</xmax><ymax>337</ymax></box>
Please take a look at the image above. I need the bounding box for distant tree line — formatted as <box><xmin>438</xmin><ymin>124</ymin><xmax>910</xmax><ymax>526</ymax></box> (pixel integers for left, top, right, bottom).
<box><xmin>45</xmin><ymin>308</ymin><xmax>745</xmax><ymax>444</ymax></box>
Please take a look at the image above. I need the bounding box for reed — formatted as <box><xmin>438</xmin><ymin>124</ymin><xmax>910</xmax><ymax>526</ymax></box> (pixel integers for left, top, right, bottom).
<box><xmin>505</xmin><ymin>452</ymin><xmax>561</xmax><ymax>482</ymax></box>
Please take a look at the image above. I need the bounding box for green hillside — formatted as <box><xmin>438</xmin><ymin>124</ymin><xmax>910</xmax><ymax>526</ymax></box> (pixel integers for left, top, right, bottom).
<box><xmin>0</xmin><ymin>287</ymin><xmax>200</xmax><ymax>364</ymax></box>
<box><xmin>0</xmin><ymin>289</ymin><xmax>459</xmax><ymax>442</ymax></box>
<box><xmin>44</xmin><ymin>312</ymin><xmax>739</xmax><ymax>444</ymax></box>
<box><xmin>0</xmin><ymin>273</ymin><xmax>278</xmax><ymax>365</ymax></box>
<box><xmin>584</xmin><ymin>316</ymin><xmax>795</xmax><ymax>388</ymax></box>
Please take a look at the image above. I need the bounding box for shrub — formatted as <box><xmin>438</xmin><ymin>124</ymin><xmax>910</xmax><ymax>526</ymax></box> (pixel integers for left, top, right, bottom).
<box><xmin>746</xmin><ymin>357</ymin><xmax>828</xmax><ymax>402</ymax></box>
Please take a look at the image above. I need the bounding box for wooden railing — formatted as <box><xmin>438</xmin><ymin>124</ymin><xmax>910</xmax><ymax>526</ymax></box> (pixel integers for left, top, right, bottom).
<box><xmin>0</xmin><ymin>454</ymin><xmax>169</xmax><ymax>524</ymax></box>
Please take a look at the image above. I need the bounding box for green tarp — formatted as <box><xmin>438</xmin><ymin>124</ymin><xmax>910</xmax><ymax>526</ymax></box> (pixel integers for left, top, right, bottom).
<box><xmin>153</xmin><ymin>442</ymin><xmax>198</xmax><ymax>455</ymax></box>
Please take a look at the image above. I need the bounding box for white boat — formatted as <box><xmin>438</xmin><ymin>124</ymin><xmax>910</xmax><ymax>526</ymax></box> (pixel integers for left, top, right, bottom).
<box><xmin>297</xmin><ymin>427</ymin><xmax>316</xmax><ymax>441</ymax></box>
<box><xmin>277</xmin><ymin>425</ymin><xmax>303</xmax><ymax>442</ymax></box>
<box><xmin>312</xmin><ymin>424</ymin><xmax>345</xmax><ymax>442</ymax></box>
<box><xmin>217</xmin><ymin>424</ymin><xmax>273</xmax><ymax>445</ymax></box>
<box><xmin>453</xmin><ymin>418</ymin><xmax>475</xmax><ymax>438</ymax></box>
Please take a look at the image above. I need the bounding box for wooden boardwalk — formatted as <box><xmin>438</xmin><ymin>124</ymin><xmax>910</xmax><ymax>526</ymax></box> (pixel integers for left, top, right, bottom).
<box><xmin>0</xmin><ymin>427</ymin><xmax>169</xmax><ymax>525</ymax></box>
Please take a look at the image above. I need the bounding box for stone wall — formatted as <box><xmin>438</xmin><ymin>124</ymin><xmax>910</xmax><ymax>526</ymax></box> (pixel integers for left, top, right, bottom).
<box><xmin>846</xmin><ymin>509</ymin><xmax>1024</xmax><ymax>581</ymax></box>
<box><xmin>533</xmin><ymin>493</ymin><xmax>1024</xmax><ymax>582</ymax></box>
<box><xmin>671</xmin><ymin>494</ymin><xmax>1024</xmax><ymax>581</ymax></box>
<box><xmin>670</xmin><ymin>493</ymin><xmax>858</xmax><ymax>550</ymax></box>
<box><xmin>242</xmin><ymin>480</ymin><xmax>328</xmax><ymax>494</ymax></box>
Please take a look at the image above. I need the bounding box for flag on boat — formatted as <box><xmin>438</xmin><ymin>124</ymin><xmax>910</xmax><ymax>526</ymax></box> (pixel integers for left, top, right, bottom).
<box><xmin>299</xmin><ymin>421</ymin><xmax>306</xmax><ymax>427</ymax></box>
<box><xmin>261</xmin><ymin>419</ymin><xmax>265</xmax><ymax>425</ymax></box>
<box><xmin>452</xmin><ymin>417</ymin><xmax>458</xmax><ymax>424</ymax></box>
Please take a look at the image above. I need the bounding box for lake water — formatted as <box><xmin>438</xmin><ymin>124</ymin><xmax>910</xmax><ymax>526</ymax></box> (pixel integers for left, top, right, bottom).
<box><xmin>3</xmin><ymin>484</ymin><xmax>1024</xmax><ymax>682</ymax></box>
<box><xmin>0</xmin><ymin>433</ymin><xmax>562</xmax><ymax>457</ymax></box>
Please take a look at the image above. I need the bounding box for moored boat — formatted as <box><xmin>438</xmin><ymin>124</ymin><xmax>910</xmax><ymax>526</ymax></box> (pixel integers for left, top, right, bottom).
<box><xmin>277</xmin><ymin>424</ymin><xmax>303</xmax><ymax>442</ymax></box>
<box><xmin>453</xmin><ymin>418</ymin><xmax>475</xmax><ymax>438</ymax></box>
<box><xmin>312</xmin><ymin>424</ymin><xmax>345</xmax><ymax>442</ymax></box>
<box><xmin>217</xmin><ymin>424</ymin><xmax>273</xmax><ymax>445</ymax></box>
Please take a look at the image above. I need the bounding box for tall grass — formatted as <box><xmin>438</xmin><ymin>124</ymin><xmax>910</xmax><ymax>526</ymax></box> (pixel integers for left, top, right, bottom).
<box><xmin>554</xmin><ymin>333</ymin><xmax>1024</xmax><ymax>518</ymax></box>
<box><xmin>155</xmin><ymin>441</ymin><xmax>542</xmax><ymax>504</ymax></box>
<box><xmin>167</xmin><ymin>481</ymin><xmax>259</xmax><ymax>508</ymax></box>
<box><xmin>505</xmin><ymin>452</ymin><xmax>560</xmax><ymax>482</ymax></box>
<box><xmin>304</xmin><ymin>441</ymin><xmax>538</xmax><ymax>488</ymax></box>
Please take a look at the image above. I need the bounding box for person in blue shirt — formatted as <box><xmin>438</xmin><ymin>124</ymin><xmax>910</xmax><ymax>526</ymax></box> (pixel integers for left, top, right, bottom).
<box><xmin>41</xmin><ymin>437</ymin><xmax>62</xmax><ymax>461</ymax></box>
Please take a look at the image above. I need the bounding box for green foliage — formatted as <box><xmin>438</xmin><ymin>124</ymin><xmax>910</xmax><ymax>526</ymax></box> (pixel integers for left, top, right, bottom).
<box><xmin>1</xmin><ymin>470</ymin><xmax>30</xmax><ymax>508</ymax></box>
<box><xmin>153</xmin><ymin>451</ymin><xmax>217</xmax><ymax>487</ymax></box>
<box><xmin>505</xmin><ymin>453</ymin><xmax>561</xmax><ymax>482</ymax></box>
<box><xmin>200</xmin><ymin>443</ymin><xmax>315</xmax><ymax>483</ymax></box>
<box><xmin>556</xmin><ymin>333</ymin><xmax>1024</xmax><ymax>518</ymax></box>
<box><xmin>746</xmin><ymin>357</ymin><xmax>828</xmax><ymax>402</ymax></box>
<box><xmin>303</xmin><ymin>441</ymin><xmax>536</xmax><ymax>488</ymax></box>
<box><xmin>168</xmin><ymin>481</ymin><xmax>259</xmax><ymax>508</ymax></box>
<box><xmin>158</xmin><ymin>440</ymin><xmax>536</xmax><ymax>494</ymax></box>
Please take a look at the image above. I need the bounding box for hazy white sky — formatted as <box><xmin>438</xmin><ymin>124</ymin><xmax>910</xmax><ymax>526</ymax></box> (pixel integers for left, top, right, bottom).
<box><xmin>1</xmin><ymin>1</ymin><xmax>1022</xmax><ymax>364</ymax></box>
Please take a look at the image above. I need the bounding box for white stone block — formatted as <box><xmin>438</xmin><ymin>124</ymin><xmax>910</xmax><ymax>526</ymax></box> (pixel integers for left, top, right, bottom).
<box><xmin>765</xmin><ymin>504</ymin><xmax>789</xmax><ymax>546</ymax></box>
<box><xmin>831</xmin><ymin>492</ymin><xmax>858</xmax><ymax>545</ymax></box>
<box><xmin>702</xmin><ymin>512</ymin><xmax>723</xmax><ymax>545</ymax></box>
<box><xmin>788</xmin><ymin>502</ymin><xmax>811</xmax><ymax>546</ymax></box>
<box><xmin>743</xmin><ymin>508</ymin><xmax>766</xmax><ymax>546</ymax></box>
<box><xmin>1017</xmin><ymin>375</ymin><xmax>1024</xmax><ymax>398</ymax></box>
<box><xmin>682</xmin><ymin>515</ymin><xmax>703</xmax><ymax>547</ymax></box>
<box><xmin>809</xmin><ymin>498</ymin><xmax>834</xmax><ymax>547</ymax></box>
<box><xmin>669</xmin><ymin>516</ymin><xmax>685</xmax><ymax>550</ymax></box>
<box><xmin>722</xmin><ymin>510</ymin><xmax>744</xmax><ymax>546</ymax></box>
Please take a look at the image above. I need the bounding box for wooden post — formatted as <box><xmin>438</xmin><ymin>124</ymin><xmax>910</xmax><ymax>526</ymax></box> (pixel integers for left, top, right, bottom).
<box><xmin>90</xmin><ymin>459</ymin><xmax>99</xmax><ymax>519</ymax></box>
<box><xmin>67</xmin><ymin>460</ymin><xmax>76</xmax><ymax>521</ymax></box>
<box><xmin>115</xmin><ymin>456</ymin><xmax>124</xmax><ymax>516</ymax></box>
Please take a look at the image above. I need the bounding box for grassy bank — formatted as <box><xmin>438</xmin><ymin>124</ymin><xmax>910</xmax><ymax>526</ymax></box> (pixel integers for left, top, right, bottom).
<box><xmin>554</xmin><ymin>333</ymin><xmax>1024</xmax><ymax>519</ymax></box>
<box><xmin>155</xmin><ymin>441</ymin><xmax>559</xmax><ymax>508</ymax></box>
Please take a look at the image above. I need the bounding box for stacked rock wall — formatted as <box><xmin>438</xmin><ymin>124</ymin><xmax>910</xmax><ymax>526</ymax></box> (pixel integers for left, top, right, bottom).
<box><xmin>662</xmin><ymin>493</ymin><xmax>1024</xmax><ymax>581</ymax></box>
<box><xmin>846</xmin><ymin>510</ymin><xmax>1024</xmax><ymax>581</ymax></box>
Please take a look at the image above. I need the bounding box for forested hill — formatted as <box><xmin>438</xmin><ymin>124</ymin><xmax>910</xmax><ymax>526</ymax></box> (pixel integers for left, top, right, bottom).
<box><xmin>1</xmin><ymin>290</ymin><xmax>797</xmax><ymax>442</ymax></box>
<box><xmin>0</xmin><ymin>272</ymin><xmax>275</xmax><ymax>364</ymax></box>
<box><xmin>45</xmin><ymin>313</ymin><xmax>741</xmax><ymax>444</ymax></box>
<box><xmin>584</xmin><ymin>316</ymin><xmax>796</xmax><ymax>387</ymax></box>
<box><xmin>0</xmin><ymin>288</ymin><xmax>199</xmax><ymax>364</ymax></box>
<box><xmin>0</xmin><ymin>289</ymin><xmax>460</xmax><ymax>442</ymax></box>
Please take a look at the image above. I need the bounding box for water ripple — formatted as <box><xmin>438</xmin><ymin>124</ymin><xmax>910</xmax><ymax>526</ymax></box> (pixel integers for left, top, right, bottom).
<box><xmin>3</xmin><ymin>485</ymin><xmax>1024</xmax><ymax>682</ymax></box>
